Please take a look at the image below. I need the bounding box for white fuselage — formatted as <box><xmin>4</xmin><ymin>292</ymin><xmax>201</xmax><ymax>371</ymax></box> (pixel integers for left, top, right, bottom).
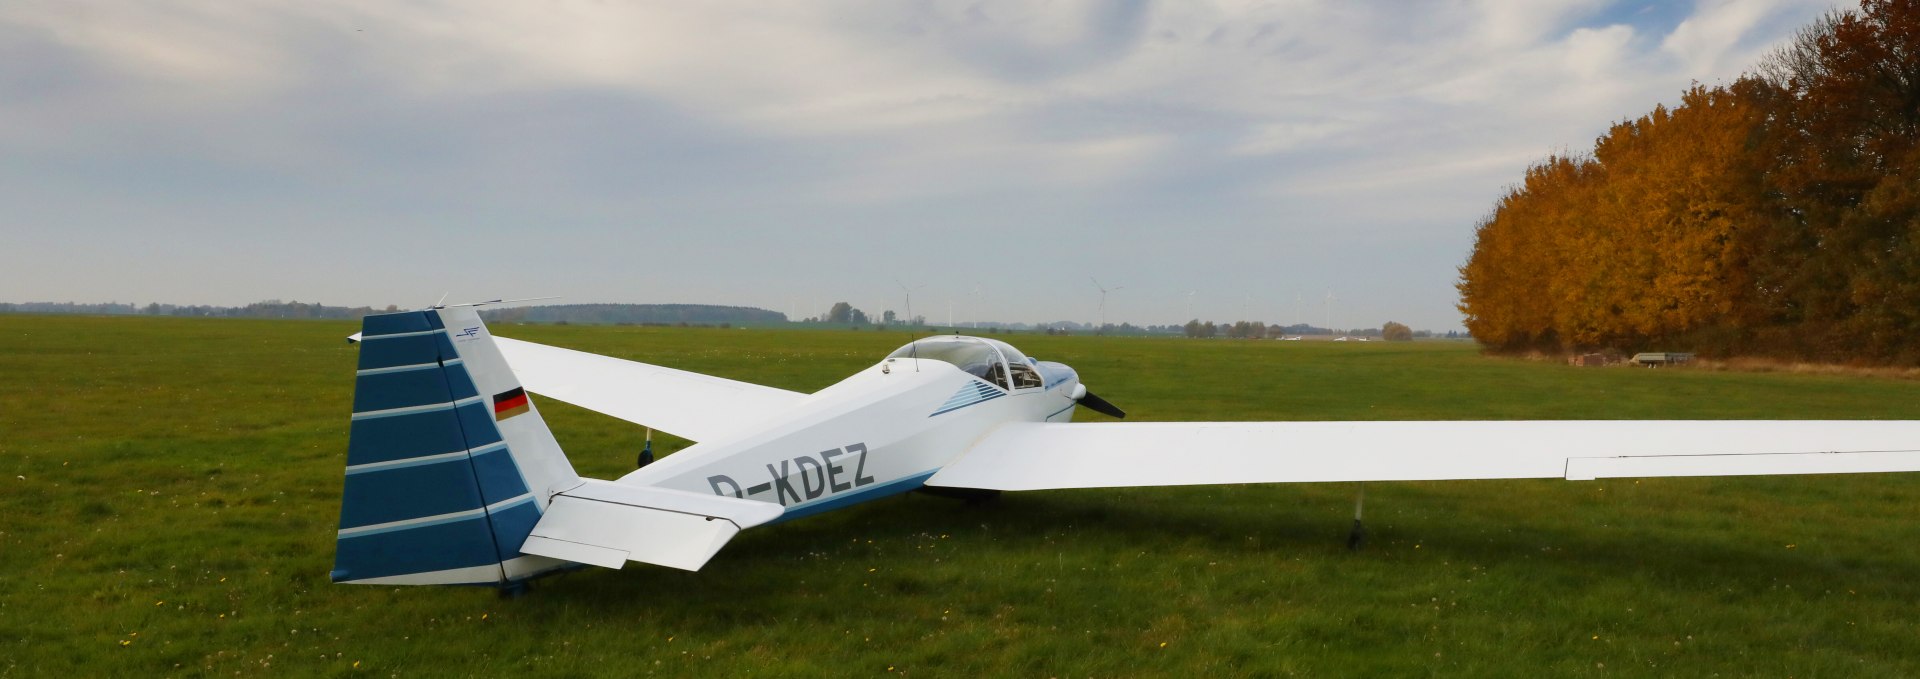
<box><xmin>615</xmin><ymin>358</ymin><xmax>1081</xmax><ymax>519</ymax></box>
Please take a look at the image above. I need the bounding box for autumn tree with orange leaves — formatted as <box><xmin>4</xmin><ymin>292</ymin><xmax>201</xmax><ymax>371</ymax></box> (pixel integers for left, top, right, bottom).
<box><xmin>1459</xmin><ymin>0</ymin><xmax>1920</xmax><ymax>363</ymax></box>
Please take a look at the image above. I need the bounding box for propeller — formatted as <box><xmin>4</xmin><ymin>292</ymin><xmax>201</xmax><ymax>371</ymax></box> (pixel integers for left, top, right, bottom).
<box><xmin>1072</xmin><ymin>385</ymin><xmax>1127</xmax><ymax>419</ymax></box>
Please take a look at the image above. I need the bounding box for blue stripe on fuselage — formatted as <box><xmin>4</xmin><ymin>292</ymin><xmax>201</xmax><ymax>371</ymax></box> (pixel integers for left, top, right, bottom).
<box><xmin>768</xmin><ymin>469</ymin><xmax>939</xmax><ymax>524</ymax></box>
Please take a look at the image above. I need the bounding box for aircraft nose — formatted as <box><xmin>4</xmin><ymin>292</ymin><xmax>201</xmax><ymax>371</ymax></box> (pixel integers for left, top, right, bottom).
<box><xmin>1074</xmin><ymin>387</ymin><xmax>1126</xmax><ymax>418</ymax></box>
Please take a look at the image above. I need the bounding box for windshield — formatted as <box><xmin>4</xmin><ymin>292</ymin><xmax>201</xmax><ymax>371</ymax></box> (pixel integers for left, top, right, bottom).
<box><xmin>980</xmin><ymin>338</ymin><xmax>1027</xmax><ymax>364</ymax></box>
<box><xmin>981</xmin><ymin>338</ymin><xmax>1043</xmax><ymax>390</ymax></box>
<box><xmin>887</xmin><ymin>337</ymin><xmax>1008</xmax><ymax>389</ymax></box>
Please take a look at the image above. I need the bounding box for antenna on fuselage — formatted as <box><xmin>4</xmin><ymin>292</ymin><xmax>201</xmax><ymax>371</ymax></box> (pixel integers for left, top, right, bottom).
<box><xmin>895</xmin><ymin>278</ymin><xmax>930</xmax><ymax>372</ymax></box>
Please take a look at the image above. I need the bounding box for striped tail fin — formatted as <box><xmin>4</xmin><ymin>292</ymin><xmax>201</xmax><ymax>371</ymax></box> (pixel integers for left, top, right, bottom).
<box><xmin>332</xmin><ymin>307</ymin><xmax>581</xmax><ymax>586</ymax></box>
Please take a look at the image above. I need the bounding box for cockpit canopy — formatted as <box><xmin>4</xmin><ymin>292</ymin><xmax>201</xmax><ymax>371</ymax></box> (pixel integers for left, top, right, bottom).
<box><xmin>886</xmin><ymin>336</ymin><xmax>1043</xmax><ymax>390</ymax></box>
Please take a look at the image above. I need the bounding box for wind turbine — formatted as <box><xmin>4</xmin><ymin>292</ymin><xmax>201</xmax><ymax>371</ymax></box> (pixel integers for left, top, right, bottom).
<box><xmin>1091</xmin><ymin>277</ymin><xmax>1124</xmax><ymax>334</ymax></box>
<box><xmin>895</xmin><ymin>278</ymin><xmax>926</xmax><ymax>328</ymax></box>
<box><xmin>1328</xmin><ymin>289</ymin><xmax>1344</xmax><ymax>339</ymax></box>
<box><xmin>968</xmin><ymin>282</ymin><xmax>984</xmax><ymax>329</ymax></box>
<box><xmin>1184</xmin><ymin>291</ymin><xmax>1197</xmax><ymax>322</ymax></box>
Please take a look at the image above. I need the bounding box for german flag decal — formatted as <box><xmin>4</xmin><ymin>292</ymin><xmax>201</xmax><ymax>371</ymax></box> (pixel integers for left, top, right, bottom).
<box><xmin>493</xmin><ymin>387</ymin><xmax>530</xmax><ymax>421</ymax></box>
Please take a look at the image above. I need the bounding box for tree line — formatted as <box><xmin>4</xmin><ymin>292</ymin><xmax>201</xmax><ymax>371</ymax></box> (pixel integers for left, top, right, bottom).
<box><xmin>482</xmin><ymin>303</ymin><xmax>785</xmax><ymax>326</ymax></box>
<box><xmin>1458</xmin><ymin>0</ymin><xmax>1920</xmax><ymax>363</ymax></box>
<box><xmin>1178</xmin><ymin>319</ymin><xmax>1427</xmax><ymax>340</ymax></box>
<box><xmin>0</xmin><ymin>300</ymin><xmax>393</xmax><ymax>319</ymax></box>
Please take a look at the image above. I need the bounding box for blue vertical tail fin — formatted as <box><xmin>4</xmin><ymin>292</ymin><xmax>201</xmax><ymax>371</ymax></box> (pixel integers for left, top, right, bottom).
<box><xmin>332</xmin><ymin>308</ymin><xmax>580</xmax><ymax>586</ymax></box>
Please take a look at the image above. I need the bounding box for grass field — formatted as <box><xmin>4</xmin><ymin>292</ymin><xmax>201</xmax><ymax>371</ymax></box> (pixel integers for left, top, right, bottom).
<box><xmin>5</xmin><ymin>315</ymin><xmax>1920</xmax><ymax>677</ymax></box>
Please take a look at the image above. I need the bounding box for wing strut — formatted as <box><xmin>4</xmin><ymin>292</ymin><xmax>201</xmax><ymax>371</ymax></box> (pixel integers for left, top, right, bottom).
<box><xmin>1348</xmin><ymin>483</ymin><xmax>1366</xmax><ymax>551</ymax></box>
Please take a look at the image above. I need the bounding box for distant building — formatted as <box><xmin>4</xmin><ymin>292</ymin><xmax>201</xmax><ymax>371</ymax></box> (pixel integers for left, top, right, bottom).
<box><xmin>1630</xmin><ymin>352</ymin><xmax>1694</xmax><ymax>367</ymax></box>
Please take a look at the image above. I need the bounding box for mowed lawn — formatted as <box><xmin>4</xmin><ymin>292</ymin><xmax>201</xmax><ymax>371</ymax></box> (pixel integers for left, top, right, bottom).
<box><xmin>5</xmin><ymin>315</ymin><xmax>1920</xmax><ymax>677</ymax></box>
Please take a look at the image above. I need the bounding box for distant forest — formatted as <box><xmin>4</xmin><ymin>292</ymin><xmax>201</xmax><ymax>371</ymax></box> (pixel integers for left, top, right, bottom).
<box><xmin>0</xmin><ymin>299</ymin><xmax>1456</xmax><ymax>338</ymax></box>
<box><xmin>1458</xmin><ymin>1</ymin><xmax>1920</xmax><ymax>363</ymax></box>
<box><xmin>0</xmin><ymin>300</ymin><xmax>392</xmax><ymax>319</ymax></box>
<box><xmin>480</xmin><ymin>304</ymin><xmax>786</xmax><ymax>326</ymax></box>
<box><xmin>0</xmin><ymin>300</ymin><xmax>788</xmax><ymax>326</ymax></box>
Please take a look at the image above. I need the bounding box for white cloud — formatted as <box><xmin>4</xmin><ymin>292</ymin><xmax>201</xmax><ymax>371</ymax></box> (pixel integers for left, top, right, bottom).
<box><xmin>3</xmin><ymin>2</ymin><xmax>289</xmax><ymax>91</ymax></box>
<box><xmin>1663</xmin><ymin>0</ymin><xmax>1774</xmax><ymax>74</ymax></box>
<box><xmin>1233</xmin><ymin>121</ymin><xmax>1359</xmax><ymax>156</ymax></box>
<box><xmin>1564</xmin><ymin>24</ymin><xmax>1637</xmax><ymax>78</ymax></box>
<box><xmin>0</xmin><ymin>0</ymin><xmax>1835</xmax><ymax>329</ymax></box>
<box><xmin>1471</xmin><ymin>0</ymin><xmax>1612</xmax><ymax>48</ymax></box>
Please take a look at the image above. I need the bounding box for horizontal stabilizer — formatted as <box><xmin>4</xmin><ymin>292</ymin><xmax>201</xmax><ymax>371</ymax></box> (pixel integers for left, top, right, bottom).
<box><xmin>520</xmin><ymin>480</ymin><xmax>784</xmax><ymax>571</ymax></box>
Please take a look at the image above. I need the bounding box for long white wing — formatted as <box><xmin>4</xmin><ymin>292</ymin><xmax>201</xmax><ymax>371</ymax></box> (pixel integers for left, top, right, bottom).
<box><xmin>924</xmin><ymin>421</ymin><xmax>1920</xmax><ymax>491</ymax></box>
<box><xmin>494</xmin><ymin>336</ymin><xmax>807</xmax><ymax>442</ymax></box>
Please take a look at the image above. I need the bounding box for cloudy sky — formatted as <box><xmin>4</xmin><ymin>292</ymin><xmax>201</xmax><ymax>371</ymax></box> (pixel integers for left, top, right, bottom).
<box><xmin>1</xmin><ymin>0</ymin><xmax>1831</xmax><ymax>330</ymax></box>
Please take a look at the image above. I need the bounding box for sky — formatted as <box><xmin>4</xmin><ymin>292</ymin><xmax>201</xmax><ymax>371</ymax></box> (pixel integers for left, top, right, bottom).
<box><xmin>0</xmin><ymin>0</ymin><xmax>1835</xmax><ymax>330</ymax></box>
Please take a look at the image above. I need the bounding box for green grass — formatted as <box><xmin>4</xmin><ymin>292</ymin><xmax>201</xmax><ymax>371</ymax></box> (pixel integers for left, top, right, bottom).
<box><xmin>4</xmin><ymin>315</ymin><xmax>1920</xmax><ymax>677</ymax></box>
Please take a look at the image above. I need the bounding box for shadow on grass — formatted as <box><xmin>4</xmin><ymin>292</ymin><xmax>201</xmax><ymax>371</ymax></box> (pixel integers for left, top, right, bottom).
<box><xmin>511</xmin><ymin>485</ymin><xmax>1920</xmax><ymax>618</ymax></box>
